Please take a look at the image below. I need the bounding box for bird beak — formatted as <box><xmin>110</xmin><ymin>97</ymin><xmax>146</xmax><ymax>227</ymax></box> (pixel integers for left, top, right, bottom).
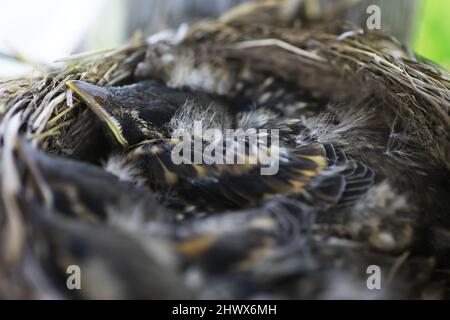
<box><xmin>66</xmin><ymin>80</ymin><xmax>129</xmax><ymax>148</ymax></box>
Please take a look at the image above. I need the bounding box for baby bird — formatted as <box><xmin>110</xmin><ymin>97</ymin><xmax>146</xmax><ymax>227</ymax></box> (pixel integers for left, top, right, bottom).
<box><xmin>10</xmin><ymin>139</ymin><xmax>430</xmax><ymax>299</ymax></box>
<box><xmin>67</xmin><ymin>80</ymin><xmax>374</xmax><ymax>213</ymax></box>
<box><xmin>15</xmin><ymin>138</ymin><xmax>166</xmax><ymax>223</ymax></box>
<box><xmin>66</xmin><ymin>80</ymin><xmax>218</xmax><ymax>149</ymax></box>
<box><xmin>13</xmin><ymin>139</ymin><xmax>192</xmax><ymax>299</ymax></box>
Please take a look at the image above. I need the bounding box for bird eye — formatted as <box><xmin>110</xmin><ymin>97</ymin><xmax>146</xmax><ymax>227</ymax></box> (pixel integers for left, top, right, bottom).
<box><xmin>95</xmin><ymin>96</ymin><xmax>105</xmax><ymax>104</ymax></box>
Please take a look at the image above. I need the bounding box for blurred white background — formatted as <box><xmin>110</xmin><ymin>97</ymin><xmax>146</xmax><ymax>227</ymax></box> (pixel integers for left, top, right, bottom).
<box><xmin>0</xmin><ymin>0</ymin><xmax>126</xmax><ymax>78</ymax></box>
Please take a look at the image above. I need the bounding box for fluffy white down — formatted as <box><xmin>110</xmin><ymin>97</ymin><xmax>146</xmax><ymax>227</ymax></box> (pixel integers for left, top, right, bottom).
<box><xmin>103</xmin><ymin>154</ymin><xmax>145</xmax><ymax>185</ymax></box>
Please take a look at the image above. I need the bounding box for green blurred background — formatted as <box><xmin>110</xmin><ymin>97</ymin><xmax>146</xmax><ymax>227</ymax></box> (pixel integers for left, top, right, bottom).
<box><xmin>414</xmin><ymin>0</ymin><xmax>450</xmax><ymax>69</ymax></box>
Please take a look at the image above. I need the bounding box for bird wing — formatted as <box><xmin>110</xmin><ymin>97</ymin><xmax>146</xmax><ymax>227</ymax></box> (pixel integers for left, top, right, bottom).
<box><xmin>125</xmin><ymin>136</ymin><xmax>373</xmax><ymax>211</ymax></box>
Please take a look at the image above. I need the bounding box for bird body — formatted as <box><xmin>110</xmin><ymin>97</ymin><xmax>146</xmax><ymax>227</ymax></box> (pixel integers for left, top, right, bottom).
<box><xmin>66</xmin><ymin>80</ymin><xmax>374</xmax><ymax>214</ymax></box>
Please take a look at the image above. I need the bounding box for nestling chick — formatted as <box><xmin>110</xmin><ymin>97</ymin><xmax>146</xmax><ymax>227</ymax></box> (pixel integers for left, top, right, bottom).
<box><xmin>67</xmin><ymin>80</ymin><xmax>374</xmax><ymax>213</ymax></box>
<box><xmin>16</xmin><ymin>139</ymin><xmax>166</xmax><ymax>223</ymax></box>
<box><xmin>13</xmin><ymin>139</ymin><xmax>192</xmax><ymax>299</ymax></box>
<box><xmin>66</xmin><ymin>80</ymin><xmax>223</xmax><ymax>149</ymax></box>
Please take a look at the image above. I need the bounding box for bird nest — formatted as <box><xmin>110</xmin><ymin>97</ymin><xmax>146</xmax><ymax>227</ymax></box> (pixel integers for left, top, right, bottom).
<box><xmin>1</xmin><ymin>1</ymin><xmax>450</xmax><ymax>299</ymax></box>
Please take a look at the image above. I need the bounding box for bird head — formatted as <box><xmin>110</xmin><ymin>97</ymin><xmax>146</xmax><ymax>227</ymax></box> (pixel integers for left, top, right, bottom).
<box><xmin>66</xmin><ymin>80</ymin><xmax>178</xmax><ymax>148</ymax></box>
